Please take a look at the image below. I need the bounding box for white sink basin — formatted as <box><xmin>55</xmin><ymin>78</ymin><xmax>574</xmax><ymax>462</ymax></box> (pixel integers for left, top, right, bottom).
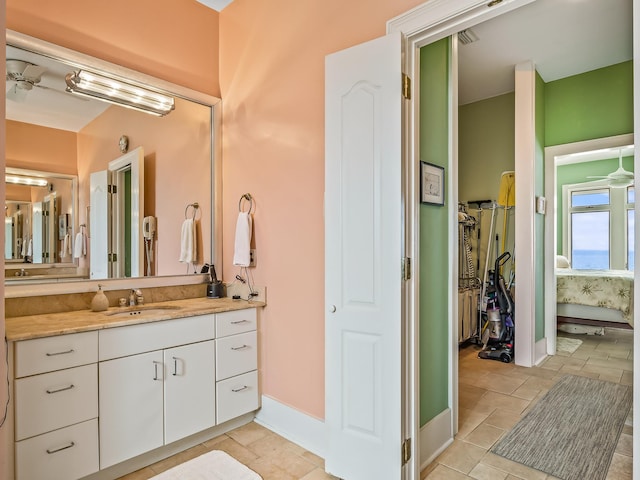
<box><xmin>104</xmin><ymin>305</ymin><xmax>182</xmax><ymax>317</ymax></box>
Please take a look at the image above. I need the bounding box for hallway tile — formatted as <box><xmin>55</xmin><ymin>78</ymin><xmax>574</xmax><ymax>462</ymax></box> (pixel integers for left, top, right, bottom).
<box><xmin>435</xmin><ymin>439</ymin><xmax>487</xmax><ymax>474</ymax></box>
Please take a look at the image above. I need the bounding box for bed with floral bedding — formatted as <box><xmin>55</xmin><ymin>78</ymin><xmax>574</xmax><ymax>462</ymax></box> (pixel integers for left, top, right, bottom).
<box><xmin>556</xmin><ymin>269</ymin><xmax>634</xmax><ymax>327</ymax></box>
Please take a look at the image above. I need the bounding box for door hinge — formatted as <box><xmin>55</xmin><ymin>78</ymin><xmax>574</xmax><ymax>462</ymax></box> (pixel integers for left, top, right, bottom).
<box><xmin>402</xmin><ymin>73</ymin><xmax>411</xmax><ymax>100</ymax></box>
<box><xmin>402</xmin><ymin>257</ymin><xmax>412</xmax><ymax>281</ymax></box>
<box><xmin>402</xmin><ymin>438</ymin><xmax>412</xmax><ymax>465</ymax></box>
<box><xmin>108</xmin><ymin>184</ymin><xmax>117</xmax><ymax>194</ymax></box>
<box><xmin>108</xmin><ymin>253</ymin><xmax>117</xmax><ymax>262</ymax></box>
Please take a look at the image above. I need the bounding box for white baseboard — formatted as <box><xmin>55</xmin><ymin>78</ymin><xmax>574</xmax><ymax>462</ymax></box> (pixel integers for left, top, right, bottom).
<box><xmin>254</xmin><ymin>395</ymin><xmax>326</xmax><ymax>458</ymax></box>
<box><xmin>535</xmin><ymin>337</ymin><xmax>547</xmax><ymax>365</ymax></box>
<box><xmin>420</xmin><ymin>408</ymin><xmax>453</xmax><ymax>469</ymax></box>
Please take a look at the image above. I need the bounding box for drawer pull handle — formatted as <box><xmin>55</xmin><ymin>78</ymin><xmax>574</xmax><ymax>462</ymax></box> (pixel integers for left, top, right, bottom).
<box><xmin>232</xmin><ymin>385</ymin><xmax>249</xmax><ymax>393</ymax></box>
<box><xmin>231</xmin><ymin>345</ymin><xmax>249</xmax><ymax>351</ymax></box>
<box><xmin>46</xmin><ymin>348</ymin><xmax>75</xmax><ymax>357</ymax></box>
<box><xmin>153</xmin><ymin>361</ymin><xmax>163</xmax><ymax>381</ymax></box>
<box><xmin>46</xmin><ymin>442</ymin><xmax>75</xmax><ymax>454</ymax></box>
<box><xmin>46</xmin><ymin>384</ymin><xmax>75</xmax><ymax>394</ymax></box>
<box><xmin>230</xmin><ymin>320</ymin><xmax>249</xmax><ymax>324</ymax></box>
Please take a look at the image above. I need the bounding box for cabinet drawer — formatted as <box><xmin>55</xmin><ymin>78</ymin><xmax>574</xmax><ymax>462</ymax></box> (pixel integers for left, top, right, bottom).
<box><xmin>216</xmin><ymin>370</ymin><xmax>259</xmax><ymax>424</ymax></box>
<box><xmin>216</xmin><ymin>309</ymin><xmax>257</xmax><ymax>338</ymax></box>
<box><xmin>99</xmin><ymin>314</ymin><xmax>215</xmax><ymax>361</ymax></box>
<box><xmin>15</xmin><ymin>331</ymin><xmax>98</xmax><ymax>378</ymax></box>
<box><xmin>15</xmin><ymin>363</ymin><xmax>98</xmax><ymax>441</ymax></box>
<box><xmin>215</xmin><ymin>331</ymin><xmax>257</xmax><ymax>381</ymax></box>
<box><xmin>15</xmin><ymin>418</ymin><xmax>99</xmax><ymax>480</ymax></box>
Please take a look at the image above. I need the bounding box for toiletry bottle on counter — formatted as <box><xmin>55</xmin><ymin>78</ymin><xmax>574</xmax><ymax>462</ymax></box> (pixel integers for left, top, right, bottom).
<box><xmin>91</xmin><ymin>284</ymin><xmax>109</xmax><ymax>312</ymax></box>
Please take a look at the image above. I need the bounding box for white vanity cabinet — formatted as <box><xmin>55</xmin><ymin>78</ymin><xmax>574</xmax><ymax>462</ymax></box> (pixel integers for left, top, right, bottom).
<box><xmin>215</xmin><ymin>309</ymin><xmax>260</xmax><ymax>423</ymax></box>
<box><xmin>9</xmin><ymin>306</ymin><xmax>261</xmax><ymax>479</ymax></box>
<box><xmin>98</xmin><ymin>315</ymin><xmax>216</xmax><ymax>469</ymax></box>
<box><xmin>13</xmin><ymin>331</ymin><xmax>99</xmax><ymax>480</ymax></box>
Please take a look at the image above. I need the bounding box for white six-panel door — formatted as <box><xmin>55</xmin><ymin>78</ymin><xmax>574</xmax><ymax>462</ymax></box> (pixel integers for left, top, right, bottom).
<box><xmin>325</xmin><ymin>32</ymin><xmax>405</xmax><ymax>480</ymax></box>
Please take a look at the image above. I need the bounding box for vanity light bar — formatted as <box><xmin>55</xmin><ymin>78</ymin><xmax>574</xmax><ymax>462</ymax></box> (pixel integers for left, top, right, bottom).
<box><xmin>65</xmin><ymin>70</ymin><xmax>175</xmax><ymax>117</ymax></box>
<box><xmin>5</xmin><ymin>175</ymin><xmax>48</xmax><ymax>187</ymax></box>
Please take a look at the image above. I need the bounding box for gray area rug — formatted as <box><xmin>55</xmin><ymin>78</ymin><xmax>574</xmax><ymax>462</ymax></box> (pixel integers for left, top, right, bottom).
<box><xmin>492</xmin><ymin>374</ymin><xmax>631</xmax><ymax>480</ymax></box>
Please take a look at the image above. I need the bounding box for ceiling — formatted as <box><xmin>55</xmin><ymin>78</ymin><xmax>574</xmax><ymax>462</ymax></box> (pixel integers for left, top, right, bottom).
<box><xmin>5</xmin><ymin>45</ymin><xmax>110</xmax><ymax>131</ymax></box>
<box><xmin>458</xmin><ymin>0</ymin><xmax>633</xmax><ymax>105</ymax></box>
<box><xmin>195</xmin><ymin>0</ymin><xmax>234</xmax><ymax>11</ymax></box>
<box><xmin>4</xmin><ymin>0</ymin><xmax>634</xmax><ymax>130</ymax></box>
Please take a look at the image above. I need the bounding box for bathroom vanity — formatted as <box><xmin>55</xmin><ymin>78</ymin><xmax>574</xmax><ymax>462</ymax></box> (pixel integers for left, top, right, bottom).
<box><xmin>5</xmin><ymin>297</ymin><xmax>261</xmax><ymax>480</ymax></box>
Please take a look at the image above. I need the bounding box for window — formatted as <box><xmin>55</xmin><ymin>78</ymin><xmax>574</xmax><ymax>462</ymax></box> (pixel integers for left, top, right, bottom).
<box><xmin>564</xmin><ymin>183</ymin><xmax>634</xmax><ymax>270</ymax></box>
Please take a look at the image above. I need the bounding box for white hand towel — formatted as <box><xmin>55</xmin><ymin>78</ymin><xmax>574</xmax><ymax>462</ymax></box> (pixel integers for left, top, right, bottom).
<box><xmin>233</xmin><ymin>212</ymin><xmax>252</xmax><ymax>267</ymax></box>
<box><xmin>179</xmin><ymin>218</ymin><xmax>197</xmax><ymax>263</ymax></box>
<box><xmin>26</xmin><ymin>238</ymin><xmax>32</xmax><ymax>257</ymax></box>
<box><xmin>73</xmin><ymin>232</ymin><xmax>86</xmax><ymax>258</ymax></box>
<box><xmin>20</xmin><ymin>236</ymin><xmax>27</xmax><ymax>257</ymax></box>
<box><xmin>62</xmin><ymin>233</ymin><xmax>71</xmax><ymax>258</ymax></box>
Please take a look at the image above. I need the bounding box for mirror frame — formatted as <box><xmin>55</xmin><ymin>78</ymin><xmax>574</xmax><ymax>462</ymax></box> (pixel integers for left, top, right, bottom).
<box><xmin>5</xmin><ymin>29</ymin><xmax>222</xmax><ymax>297</ymax></box>
<box><xmin>5</xmin><ymin>166</ymin><xmax>79</xmax><ymax>266</ymax></box>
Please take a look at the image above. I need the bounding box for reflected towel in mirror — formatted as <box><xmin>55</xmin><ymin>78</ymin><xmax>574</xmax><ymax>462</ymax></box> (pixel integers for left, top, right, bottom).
<box><xmin>179</xmin><ymin>218</ymin><xmax>197</xmax><ymax>263</ymax></box>
<box><xmin>233</xmin><ymin>212</ymin><xmax>252</xmax><ymax>267</ymax></box>
<box><xmin>73</xmin><ymin>232</ymin><xmax>86</xmax><ymax>258</ymax></box>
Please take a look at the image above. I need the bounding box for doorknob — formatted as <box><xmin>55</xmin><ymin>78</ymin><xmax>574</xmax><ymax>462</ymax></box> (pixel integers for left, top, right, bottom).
<box><xmin>329</xmin><ymin>305</ymin><xmax>336</xmax><ymax>313</ymax></box>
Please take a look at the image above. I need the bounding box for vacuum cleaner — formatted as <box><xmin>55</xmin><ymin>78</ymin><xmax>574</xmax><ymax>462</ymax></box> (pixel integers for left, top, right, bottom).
<box><xmin>478</xmin><ymin>251</ymin><xmax>514</xmax><ymax>363</ymax></box>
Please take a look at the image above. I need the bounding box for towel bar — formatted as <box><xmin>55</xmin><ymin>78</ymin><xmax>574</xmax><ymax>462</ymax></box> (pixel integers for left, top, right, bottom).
<box><xmin>239</xmin><ymin>193</ymin><xmax>253</xmax><ymax>213</ymax></box>
<box><xmin>185</xmin><ymin>202</ymin><xmax>199</xmax><ymax>220</ymax></box>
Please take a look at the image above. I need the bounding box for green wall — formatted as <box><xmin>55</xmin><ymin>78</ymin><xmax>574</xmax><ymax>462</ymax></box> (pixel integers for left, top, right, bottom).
<box><xmin>545</xmin><ymin>61</ymin><xmax>633</xmax><ymax>146</ymax></box>
<box><xmin>419</xmin><ymin>38</ymin><xmax>450</xmax><ymax>426</ymax></box>
<box><xmin>458</xmin><ymin>93</ymin><xmax>515</xmax><ymax>203</ymax></box>
<box><xmin>547</xmin><ymin>60</ymin><xmax>633</xmax><ymax>253</ymax></box>
<box><xmin>459</xmin><ymin>61</ymin><xmax>633</xmax><ymax>342</ymax></box>
<box><xmin>458</xmin><ymin>93</ymin><xmax>516</xmax><ymax>286</ymax></box>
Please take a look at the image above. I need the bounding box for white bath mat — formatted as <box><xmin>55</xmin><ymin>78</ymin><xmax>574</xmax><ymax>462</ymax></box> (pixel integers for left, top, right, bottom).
<box><xmin>150</xmin><ymin>450</ymin><xmax>262</xmax><ymax>480</ymax></box>
<box><xmin>556</xmin><ymin>336</ymin><xmax>583</xmax><ymax>354</ymax></box>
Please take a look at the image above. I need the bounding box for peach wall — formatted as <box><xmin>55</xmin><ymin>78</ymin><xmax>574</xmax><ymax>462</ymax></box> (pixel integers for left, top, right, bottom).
<box><xmin>6</xmin><ymin>0</ymin><xmax>220</xmax><ymax>97</ymax></box>
<box><xmin>2</xmin><ymin>0</ymin><xmax>430</xmax><ymax>427</ymax></box>
<box><xmin>77</xmin><ymin>99</ymin><xmax>211</xmax><ymax>276</ymax></box>
<box><xmin>219</xmin><ymin>0</ymin><xmax>425</xmax><ymax>419</ymax></box>
<box><xmin>6</xmin><ymin>120</ymin><xmax>77</xmax><ymax>174</ymax></box>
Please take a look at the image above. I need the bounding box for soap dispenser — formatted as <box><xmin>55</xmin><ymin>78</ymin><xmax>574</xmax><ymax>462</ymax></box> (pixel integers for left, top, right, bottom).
<box><xmin>91</xmin><ymin>284</ymin><xmax>109</xmax><ymax>312</ymax></box>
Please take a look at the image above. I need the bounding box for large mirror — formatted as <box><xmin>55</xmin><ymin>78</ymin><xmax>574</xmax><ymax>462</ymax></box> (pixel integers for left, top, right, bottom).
<box><xmin>5</xmin><ymin>30</ymin><xmax>221</xmax><ymax>284</ymax></box>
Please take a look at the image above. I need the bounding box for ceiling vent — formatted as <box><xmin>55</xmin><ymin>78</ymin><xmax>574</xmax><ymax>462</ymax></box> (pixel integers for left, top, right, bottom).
<box><xmin>458</xmin><ymin>29</ymin><xmax>479</xmax><ymax>45</ymax></box>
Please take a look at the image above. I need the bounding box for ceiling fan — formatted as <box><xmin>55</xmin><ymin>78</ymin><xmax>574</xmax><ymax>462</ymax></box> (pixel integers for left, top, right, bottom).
<box><xmin>6</xmin><ymin>59</ymin><xmax>87</xmax><ymax>103</ymax></box>
<box><xmin>587</xmin><ymin>149</ymin><xmax>634</xmax><ymax>188</ymax></box>
<box><xmin>5</xmin><ymin>59</ymin><xmax>49</xmax><ymax>102</ymax></box>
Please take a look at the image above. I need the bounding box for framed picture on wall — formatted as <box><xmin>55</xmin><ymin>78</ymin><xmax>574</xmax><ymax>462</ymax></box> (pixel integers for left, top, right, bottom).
<box><xmin>420</xmin><ymin>161</ymin><xmax>445</xmax><ymax>205</ymax></box>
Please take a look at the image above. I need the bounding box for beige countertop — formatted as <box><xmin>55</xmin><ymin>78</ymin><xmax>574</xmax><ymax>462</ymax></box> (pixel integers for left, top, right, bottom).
<box><xmin>5</xmin><ymin>297</ymin><xmax>265</xmax><ymax>342</ymax></box>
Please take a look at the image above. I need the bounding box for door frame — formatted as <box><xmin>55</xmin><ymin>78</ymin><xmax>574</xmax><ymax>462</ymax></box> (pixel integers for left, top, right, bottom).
<box><xmin>543</xmin><ymin>133</ymin><xmax>635</xmax><ymax>355</ymax></box>
<box><xmin>388</xmin><ymin>0</ymin><xmax>640</xmax><ymax>470</ymax></box>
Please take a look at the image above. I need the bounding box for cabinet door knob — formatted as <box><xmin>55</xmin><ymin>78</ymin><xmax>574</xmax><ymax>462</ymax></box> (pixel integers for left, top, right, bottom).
<box><xmin>329</xmin><ymin>305</ymin><xmax>337</xmax><ymax>313</ymax></box>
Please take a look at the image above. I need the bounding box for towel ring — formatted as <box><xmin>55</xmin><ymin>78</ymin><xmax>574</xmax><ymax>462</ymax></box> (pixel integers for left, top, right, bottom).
<box><xmin>239</xmin><ymin>193</ymin><xmax>253</xmax><ymax>214</ymax></box>
<box><xmin>185</xmin><ymin>202</ymin><xmax>200</xmax><ymax>220</ymax></box>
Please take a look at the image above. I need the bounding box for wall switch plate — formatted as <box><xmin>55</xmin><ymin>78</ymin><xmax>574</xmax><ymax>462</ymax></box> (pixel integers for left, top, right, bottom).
<box><xmin>249</xmin><ymin>249</ymin><xmax>257</xmax><ymax>267</ymax></box>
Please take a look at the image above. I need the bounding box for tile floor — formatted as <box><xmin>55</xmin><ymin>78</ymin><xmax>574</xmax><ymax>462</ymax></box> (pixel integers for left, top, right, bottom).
<box><xmin>116</xmin><ymin>421</ymin><xmax>337</xmax><ymax>480</ymax></box>
<box><xmin>117</xmin><ymin>328</ymin><xmax>633</xmax><ymax>480</ymax></box>
<box><xmin>422</xmin><ymin>327</ymin><xmax>633</xmax><ymax>480</ymax></box>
